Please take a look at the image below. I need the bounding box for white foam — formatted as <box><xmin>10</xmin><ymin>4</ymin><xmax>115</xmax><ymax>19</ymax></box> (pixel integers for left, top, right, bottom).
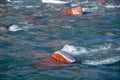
<box><xmin>61</xmin><ymin>44</ymin><xmax>119</xmax><ymax>65</ymax></box>
<box><xmin>61</xmin><ymin>44</ymin><xmax>83</xmax><ymax>55</ymax></box>
<box><xmin>62</xmin><ymin>25</ymin><xmax>75</xmax><ymax>29</ymax></box>
<box><xmin>42</xmin><ymin>0</ymin><xmax>69</xmax><ymax>4</ymax></box>
<box><xmin>7</xmin><ymin>0</ymin><xmax>11</xmax><ymax>2</ymax></box>
<box><xmin>9</xmin><ymin>24</ymin><xmax>22</xmax><ymax>32</ymax></box>
<box><xmin>105</xmin><ymin>5</ymin><xmax>120</xmax><ymax>8</ymax></box>
<box><xmin>116</xmin><ymin>47</ymin><xmax>120</xmax><ymax>51</ymax></box>
<box><xmin>61</xmin><ymin>44</ymin><xmax>111</xmax><ymax>56</ymax></box>
<box><xmin>7</xmin><ymin>0</ymin><xmax>24</xmax><ymax>3</ymax></box>
<box><xmin>22</xmin><ymin>24</ymin><xmax>34</xmax><ymax>31</ymax></box>
<box><xmin>82</xmin><ymin>7</ymin><xmax>98</xmax><ymax>12</ymax></box>
<box><xmin>23</xmin><ymin>5</ymin><xmax>40</xmax><ymax>9</ymax></box>
<box><xmin>9</xmin><ymin>24</ymin><xmax>34</xmax><ymax>32</ymax></box>
<box><xmin>83</xmin><ymin>56</ymin><xmax>120</xmax><ymax>65</ymax></box>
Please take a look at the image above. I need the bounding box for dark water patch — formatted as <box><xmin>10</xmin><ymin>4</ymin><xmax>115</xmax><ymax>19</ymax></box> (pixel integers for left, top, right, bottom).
<box><xmin>0</xmin><ymin>41</ymin><xmax>13</xmax><ymax>48</ymax></box>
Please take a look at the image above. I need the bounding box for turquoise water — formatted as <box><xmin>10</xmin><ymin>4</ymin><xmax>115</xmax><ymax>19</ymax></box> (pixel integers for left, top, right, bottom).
<box><xmin>0</xmin><ymin>0</ymin><xmax>120</xmax><ymax>80</ymax></box>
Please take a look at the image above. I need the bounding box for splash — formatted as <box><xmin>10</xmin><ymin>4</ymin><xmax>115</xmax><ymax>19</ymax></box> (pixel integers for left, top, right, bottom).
<box><xmin>8</xmin><ymin>24</ymin><xmax>34</xmax><ymax>32</ymax></box>
<box><xmin>61</xmin><ymin>44</ymin><xmax>87</xmax><ymax>55</ymax></box>
<box><xmin>61</xmin><ymin>44</ymin><xmax>120</xmax><ymax>65</ymax></box>
<box><xmin>83</xmin><ymin>56</ymin><xmax>120</xmax><ymax>65</ymax></box>
<box><xmin>61</xmin><ymin>44</ymin><xmax>111</xmax><ymax>56</ymax></box>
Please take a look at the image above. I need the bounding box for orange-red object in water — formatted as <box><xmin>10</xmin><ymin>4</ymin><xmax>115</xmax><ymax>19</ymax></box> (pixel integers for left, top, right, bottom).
<box><xmin>37</xmin><ymin>51</ymin><xmax>76</xmax><ymax>66</ymax></box>
<box><xmin>61</xmin><ymin>7</ymin><xmax>83</xmax><ymax>15</ymax></box>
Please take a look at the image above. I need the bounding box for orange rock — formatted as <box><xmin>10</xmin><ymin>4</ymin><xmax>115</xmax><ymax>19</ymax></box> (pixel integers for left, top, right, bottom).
<box><xmin>37</xmin><ymin>51</ymin><xmax>76</xmax><ymax>67</ymax></box>
<box><xmin>61</xmin><ymin>7</ymin><xmax>83</xmax><ymax>15</ymax></box>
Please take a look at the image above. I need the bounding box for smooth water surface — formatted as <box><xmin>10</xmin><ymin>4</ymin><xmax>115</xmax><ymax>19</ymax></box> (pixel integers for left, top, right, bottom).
<box><xmin>0</xmin><ymin>0</ymin><xmax>120</xmax><ymax>80</ymax></box>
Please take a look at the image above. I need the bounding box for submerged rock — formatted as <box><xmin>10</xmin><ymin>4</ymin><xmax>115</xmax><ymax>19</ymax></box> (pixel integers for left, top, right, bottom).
<box><xmin>37</xmin><ymin>51</ymin><xmax>76</xmax><ymax>67</ymax></box>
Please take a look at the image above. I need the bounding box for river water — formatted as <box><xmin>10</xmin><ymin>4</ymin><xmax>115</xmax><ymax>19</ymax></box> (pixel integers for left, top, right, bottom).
<box><xmin>0</xmin><ymin>0</ymin><xmax>120</xmax><ymax>80</ymax></box>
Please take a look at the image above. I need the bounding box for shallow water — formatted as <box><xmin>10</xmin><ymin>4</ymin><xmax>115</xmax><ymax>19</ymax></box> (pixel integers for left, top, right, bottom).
<box><xmin>0</xmin><ymin>0</ymin><xmax>120</xmax><ymax>80</ymax></box>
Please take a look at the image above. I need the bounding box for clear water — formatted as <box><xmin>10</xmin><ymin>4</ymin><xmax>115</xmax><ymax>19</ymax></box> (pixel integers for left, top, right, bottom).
<box><xmin>0</xmin><ymin>0</ymin><xmax>120</xmax><ymax>80</ymax></box>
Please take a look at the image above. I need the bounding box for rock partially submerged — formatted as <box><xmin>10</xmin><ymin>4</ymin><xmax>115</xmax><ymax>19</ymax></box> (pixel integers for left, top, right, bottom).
<box><xmin>37</xmin><ymin>51</ymin><xmax>76</xmax><ymax>67</ymax></box>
